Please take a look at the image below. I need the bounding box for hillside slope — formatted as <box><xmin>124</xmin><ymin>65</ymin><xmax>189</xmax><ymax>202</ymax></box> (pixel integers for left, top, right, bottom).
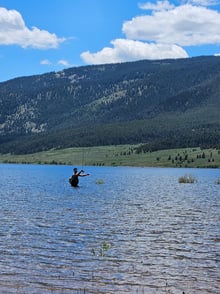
<box><xmin>0</xmin><ymin>56</ymin><xmax>220</xmax><ymax>154</ymax></box>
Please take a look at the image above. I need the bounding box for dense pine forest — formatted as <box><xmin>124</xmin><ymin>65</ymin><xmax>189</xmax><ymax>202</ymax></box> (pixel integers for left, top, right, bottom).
<box><xmin>0</xmin><ymin>56</ymin><xmax>220</xmax><ymax>154</ymax></box>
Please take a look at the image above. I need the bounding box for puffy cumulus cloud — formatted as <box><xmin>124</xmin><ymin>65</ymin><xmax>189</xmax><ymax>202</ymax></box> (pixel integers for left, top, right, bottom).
<box><xmin>0</xmin><ymin>7</ymin><xmax>64</xmax><ymax>48</ymax></box>
<box><xmin>81</xmin><ymin>38</ymin><xmax>188</xmax><ymax>64</ymax></box>
<box><xmin>123</xmin><ymin>3</ymin><xmax>220</xmax><ymax>46</ymax></box>
<box><xmin>81</xmin><ymin>0</ymin><xmax>220</xmax><ymax>65</ymax></box>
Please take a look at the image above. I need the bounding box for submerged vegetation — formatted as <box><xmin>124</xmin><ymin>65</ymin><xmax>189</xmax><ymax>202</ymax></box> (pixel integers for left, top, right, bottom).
<box><xmin>91</xmin><ymin>241</ymin><xmax>111</xmax><ymax>257</ymax></box>
<box><xmin>178</xmin><ymin>174</ymin><xmax>197</xmax><ymax>183</ymax></box>
<box><xmin>95</xmin><ymin>179</ymin><xmax>105</xmax><ymax>185</ymax></box>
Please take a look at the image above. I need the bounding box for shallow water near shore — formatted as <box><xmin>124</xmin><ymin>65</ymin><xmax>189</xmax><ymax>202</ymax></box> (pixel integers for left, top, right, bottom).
<box><xmin>0</xmin><ymin>164</ymin><xmax>219</xmax><ymax>293</ymax></box>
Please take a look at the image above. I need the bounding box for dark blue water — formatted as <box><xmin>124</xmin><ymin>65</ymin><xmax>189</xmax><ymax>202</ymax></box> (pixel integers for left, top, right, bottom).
<box><xmin>0</xmin><ymin>164</ymin><xmax>219</xmax><ymax>293</ymax></box>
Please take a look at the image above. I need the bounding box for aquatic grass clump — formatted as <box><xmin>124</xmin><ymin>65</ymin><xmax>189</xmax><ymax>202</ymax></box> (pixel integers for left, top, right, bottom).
<box><xmin>95</xmin><ymin>179</ymin><xmax>105</xmax><ymax>184</ymax></box>
<box><xmin>91</xmin><ymin>241</ymin><xmax>111</xmax><ymax>257</ymax></box>
<box><xmin>178</xmin><ymin>174</ymin><xmax>196</xmax><ymax>183</ymax></box>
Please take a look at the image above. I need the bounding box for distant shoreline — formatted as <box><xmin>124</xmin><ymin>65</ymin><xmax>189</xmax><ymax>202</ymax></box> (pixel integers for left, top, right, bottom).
<box><xmin>0</xmin><ymin>145</ymin><xmax>219</xmax><ymax>169</ymax></box>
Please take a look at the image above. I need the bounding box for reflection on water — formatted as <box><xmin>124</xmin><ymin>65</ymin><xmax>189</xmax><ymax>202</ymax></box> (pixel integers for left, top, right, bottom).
<box><xmin>0</xmin><ymin>164</ymin><xmax>219</xmax><ymax>293</ymax></box>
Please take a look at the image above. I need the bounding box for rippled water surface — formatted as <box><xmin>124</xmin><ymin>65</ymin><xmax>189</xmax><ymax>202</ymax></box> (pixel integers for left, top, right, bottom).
<box><xmin>0</xmin><ymin>164</ymin><xmax>219</xmax><ymax>293</ymax></box>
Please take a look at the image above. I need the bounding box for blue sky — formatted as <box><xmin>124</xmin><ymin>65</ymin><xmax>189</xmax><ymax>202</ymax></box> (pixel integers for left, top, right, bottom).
<box><xmin>1</xmin><ymin>0</ymin><xmax>220</xmax><ymax>82</ymax></box>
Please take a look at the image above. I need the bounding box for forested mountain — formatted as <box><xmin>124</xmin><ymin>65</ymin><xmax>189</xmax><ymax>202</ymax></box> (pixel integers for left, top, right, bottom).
<box><xmin>0</xmin><ymin>55</ymin><xmax>220</xmax><ymax>154</ymax></box>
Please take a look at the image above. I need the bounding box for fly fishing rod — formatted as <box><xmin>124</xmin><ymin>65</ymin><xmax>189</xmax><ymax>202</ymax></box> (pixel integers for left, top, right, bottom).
<box><xmin>81</xmin><ymin>149</ymin><xmax>85</xmax><ymax>172</ymax></box>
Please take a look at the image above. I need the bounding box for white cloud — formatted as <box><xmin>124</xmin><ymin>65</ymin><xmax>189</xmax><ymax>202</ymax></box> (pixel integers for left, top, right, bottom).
<box><xmin>57</xmin><ymin>59</ymin><xmax>70</xmax><ymax>66</ymax></box>
<box><xmin>81</xmin><ymin>1</ymin><xmax>220</xmax><ymax>65</ymax></box>
<box><xmin>187</xmin><ymin>0</ymin><xmax>219</xmax><ymax>6</ymax></box>
<box><xmin>0</xmin><ymin>7</ymin><xmax>65</xmax><ymax>49</ymax></box>
<box><xmin>139</xmin><ymin>0</ymin><xmax>175</xmax><ymax>11</ymax></box>
<box><xmin>123</xmin><ymin>4</ymin><xmax>220</xmax><ymax>46</ymax></box>
<box><xmin>139</xmin><ymin>0</ymin><xmax>218</xmax><ymax>10</ymax></box>
<box><xmin>40</xmin><ymin>59</ymin><xmax>70</xmax><ymax>67</ymax></box>
<box><xmin>40</xmin><ymin>59</ymin><xmax>52</xmax><ymax>65</ymax></box>
<box><xmin>81</xmin><ymin>38</ymin><xmax>188</xmax><ymax>64</ymax></box>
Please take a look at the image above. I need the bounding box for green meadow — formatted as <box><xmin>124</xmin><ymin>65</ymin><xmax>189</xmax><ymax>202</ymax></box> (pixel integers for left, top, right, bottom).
<box><xmin>0</xmin><ymin>145</ymin><xmax>220</xmax><ymax>168</ymax></box>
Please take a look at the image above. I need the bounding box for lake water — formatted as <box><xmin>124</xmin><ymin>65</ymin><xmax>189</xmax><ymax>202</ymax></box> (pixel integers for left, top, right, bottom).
<box><xmin>0</xmin><ymin>164</ymin><xmax>219</xmax><ymax>293</ymax></box>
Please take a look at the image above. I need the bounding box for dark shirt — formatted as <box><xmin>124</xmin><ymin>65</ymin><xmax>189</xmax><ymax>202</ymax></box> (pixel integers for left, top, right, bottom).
<box><xmin>70</xmin><ymin>175</ymin><xmax>79</xmax><ymax>187</ymax></box>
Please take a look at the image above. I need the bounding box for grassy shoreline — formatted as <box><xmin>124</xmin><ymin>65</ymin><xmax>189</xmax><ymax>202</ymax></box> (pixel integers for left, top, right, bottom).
<box><xmin>0</xmin><ymin>145</ymin><xmax>220</xmax><ymax>168</ymax></box>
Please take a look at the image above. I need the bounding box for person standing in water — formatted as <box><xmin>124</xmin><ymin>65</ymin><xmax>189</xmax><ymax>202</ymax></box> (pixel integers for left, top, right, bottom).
<box><xmin>69</xmin><ymin>167</ymin><xmax>90</xmax><ymax>187</ymax></box>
